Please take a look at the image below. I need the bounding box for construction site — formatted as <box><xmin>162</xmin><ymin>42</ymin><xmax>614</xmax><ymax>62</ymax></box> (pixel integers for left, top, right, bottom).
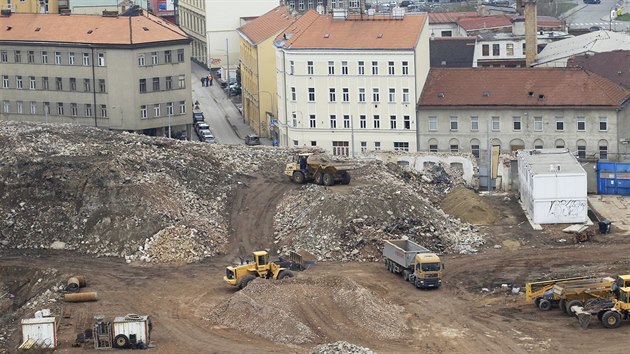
<box><xmin>1</xmin><ymin>121</ymin><xmax>630</xmax><ymax>353</ymax></box>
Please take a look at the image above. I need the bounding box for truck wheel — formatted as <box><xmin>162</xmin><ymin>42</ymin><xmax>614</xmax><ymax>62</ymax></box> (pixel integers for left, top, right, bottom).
<box><xmin>277</xmin><ymin>270</ymin><xmax>294</xmax><ymax>280</ymax></box>
<box><xmin>534</xmin><ymin>298</ymin><xmax>541</xmax><ymax>308</ymax></box>
<box><xmin>602</xmin><ymin>311</ymin><xmax>622</xmax><ymax>329</ymax></box>
<box><xmin>322</xmin><ymin>172</ymin><xmax>334</xmax><ymax>186</ymax></box>
<box><xmin>597</xmin><ymin>310</ymin><xmax>607</xmax><ymax>322</ymax></box>
<box><xmin>538</xmin><ymin>299</ymin><xmax>552</xmax><ymax>311</ymax></box>
<box><xmin>314</xmin><ymin>172</ymin><xmax>323</xmax><ymax>185</ymax></box>
<box><xmin>238</xmin><ymin>274</ymin><xmax>256</xmax><ymax>289</ymax></box>
<box><xmin>340</xmin><ymin>172</ymin><xmax>351</xmax><ymax>185</ymax></box>
<box><xmin>566</xmin><ymin>300</ymin><xmax>583</xmax><ymax>315</ymax></box>
<box><xmin>559</xmin><ymin>299</ymin><xmax>567</xmax><ymax>314</ymax></box>
<box><xmin>293</xmin><ymin>171</ymin><xmax>305</xmax><ymax>184</ymax></box>
<box><xmin>113</xmin><ymin>334</ymin><xmax>129</xmax><ymax>349</ymax></box>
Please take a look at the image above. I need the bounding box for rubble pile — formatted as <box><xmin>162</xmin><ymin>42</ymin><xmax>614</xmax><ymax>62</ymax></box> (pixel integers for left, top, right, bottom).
<box><xmin>311</xmin><ymin>341</ymin><xmax>375</xmax><ymax>354</ymax></box>
<box><xmin>205</xmin><ymin>275</ymin><xmax>407</xmax><ymax>344</ymax></box>
<box><xmin>274</xmin><ymin>161</ymin><xmax>484</xmax><ymax>261</ymax></box>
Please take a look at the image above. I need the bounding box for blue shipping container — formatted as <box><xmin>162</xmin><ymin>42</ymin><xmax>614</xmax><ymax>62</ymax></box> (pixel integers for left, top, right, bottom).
<box><xmin>597</xmin><ymin>162</ymin><xmax>630</xmax><ymax>195</ymax></box>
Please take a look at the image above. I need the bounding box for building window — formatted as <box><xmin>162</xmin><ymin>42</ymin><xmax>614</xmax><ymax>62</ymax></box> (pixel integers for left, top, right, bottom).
<box><xmin>372</xmin><ymin>88</ymin><xmax>379</xmax><ymax>102</ymax></box>
<box><xmin>292</xmin><ymin>112</ymin><xmax>297</xmax><ymax>127</ymax></box>
<box><xmin>307</xmin><ymin>61</ymin><xmax>314</xmax><ymax>75</ymax></box>
<box><xmin>165</xmin><ymin>76</ymin><xmax>172</xmax><ymax>90</ymax></box>
<box><xmin>332</xmin><ymin>141</ymin><xmax>349</xmax><ymax>156</ymax></box>
<box><xmin>360</xmin><ymin>115</ymin><xmax>366</xmax><ymax>128</ymax></box>
<box><xmin>29</xmin><ymin>76</ymin><xmax>36</xmax><ymax>90</ymax></box>
<box><xmin>54</xmin><ymin>52</ymin><xmax>61</xmax><ymax>64</ymax></box>
<box><xmin>371</xmin><ymin>61</ymin><xmax>378</xmax><ymax>75</ymax></box>
<box><xmin>141</xmin><ymin>105</ymin><xmax>147</xmax><ymax>118</ymax></box>
<box><xmin>402</xmin><ymin>88</ymin><xmax>409</xmax><ymax>103</ymax></box>
<box><xmin>358</xmin><ymin>88</ymin><xmax>365</xmax><ymax>102</ymax></box>
<box><xmin>16</xmin><ymin>76</ymin><xmax>23</xmax><ymax>89</ymax></box>
<box><xmin>14</xmin><ymin>50</ymin><xmax>21</xmax><ymax>63</ymax></box>
<box><xmin>178</xmin><ymin>75</ymin><xmax>185</xmax><ymax>88</ymax></box>
<box><xmin>71</xmin><ymin>103</ymin><xmax>77</xmax><ymax>116</ymax></box>
<box><xmin>97</xmin><ymin>52</ymin><xmax>105</xmax><ymax>66</ymax></box>
<box><xmin>403</xmin><ymin>115</ymin><xmax>410</xmax><ymax>130</ymax></box>
<box><xmin>68</xmin><ymin>52</ymin><xmax>75</xmax><ymax>65</ymax></box>
<box><xmin>600</xmin><ymin>145</ymin><xmax>608</xmax><ymax>160</ymax></box>
<box><xmin>177</xmin><ymin>49</ymin><xmax>184</xmax><ymax>62</ymax></box>
<box><xmin>290</xmin><ymin>60</ymin><xmax>295</xmax><ymax>75</ymax></box>
<box><xmin>85</xmin><ymin>104</ymin><xmax>92</xmax><ymax>117</ymax></box>
<box><xmin>329</xmin><ymin>88</ymin><xmax>336</xmax><ymax>102</ymax></box>
<box><xmin>328</xmin><ymin>61</ymin><xmax>334</xmax><ymax>75</ymax></box>
<box><xmin>179</xmin><ymin>101</ymin><xmax>186</xmax><ymax>114</ymax></box>
<box><xmin>41</xmin><ymin>51</ymin><xmax>48</xmax><ymax>64</ymax></box>
<box><xmin>390</xmin><ymin>115</ymin><xmax>397</xmax><ymax>129</ymax></box>
<box><xmin>98</xmin><ymin>79</ymin><xmax>106</xmax><ymax>93</ymax></box>
<box><xmin>341</xmin><ymin>61</ymin><xmax>348</xmax><ymax>75</ymax></box>
<box><xmin>471</xmin><ymin>144</ymin><xmax>480</xmax><ymax>158</ymax></box>
<box><xmin>55</xmin><ymin>77</ymin><xmax>62</xmax><ymax>90</ymax></box>
<box><xmin>42</xmin><ymin>77</ymin><xmax>48</xmax><ymax>90</ymax></box>
<box><xmin>308</xmin><ymin>88</ymin><xmax>315</xmax><ymax>102</ymax></box>
<box><xmin>153</xmin><ymin>104</ymin><xmax>160</xmax><ymax>117</ymax></box>
<box><xmin>30</xmin><ymin>101</ymin><xmax>36</xmax><ymax>114</ymax></box>
<box><xmin>28</xmin><ymin>51</ymin><xmax>34</xmax><ymax>63</ymax></box>
<box><xmin>138</xmin><ymin>54</ymin><xmax>146</xmax><ymax>66</ymax></box>
<box><xmin>429</xmin><ymin>116</ymin><xmax>437</xmax><ymax>131</ymax></box>
<box><xmin>166</xmin><ymin>102</ymin><xmax>173</xmax><ymax>116</ymax></box>
<box><xmin>343</xmin><ymin>115</ymin><xmax>350</xmax><ymax>128</ymax></box>
<box><xmin>373</xmin><ymin>115</ymin><xmax>380</xmax><ymax>129</ymax></box>
<box><xmin>534</xmin><ymin>116</ymin><xmax>543</xmax><ymax>131</ymax></box>
<box><xmin>402</xmin><ymin>61</ymin><xmax>409</xmax><ymax>75</ymax></box>
<box><xmin>2</xmin><ymin>100</ymin><xmax>9</xmax><ymax>113</ymax></box>
<box><xmin>358</xmin><ymin>61</ymin><xmax>365</xmax><ymax>75</ymax></box>
<box><xmin>388</xmin><ymin>61</ymin><xmax>395</xmax><ymax>75</ymax></box>
<box><xmin>513</xmin><ymin>116</ymin><xmax>521</xmax><ymax>131</ymax></box>
<box><xmin>471</xmin><ymin>116</ymin><xmax>479</xmax><ymax>131</ymax></box>
<box><xmin>491</xmin><ymin>116</ymin><xmax>500</xmax><ymax>130</ymax></box>
<box><xmin>577</xmin><ymin>116</ymin><xmax>585</xmax><ymax>131</ymax></box>
<box><xmin>43</xmin><ymin>102</ymin><xmax>50</xmax><ymax>115</ymax></box>
<box><xmin>492</xmin><ymin>44</ymin><xmax>500</xmax><ymax>56</ymax></box>
<box><xmin>69</xmin><ymin>78</ymin><xmax>76</xmax><ymax>91</ymax></box>
<box><xmin>291</xmin><ymin>87</ymin><xmax>296</xmax><ymax>101</ymax></box>
<box><xmin>450</xmin><ymin>116</ymin><xmax>458</xmax><ymax>131</ymax></box>
<box><xmin>1</xmin><ymin>75</ymin><xmax>7</xmax><ymax>88</ymax></box>
<box><xmin>152</xmin><ymin>77</ymin><xmax>160</xmax><ymax>91</ymax></box>
<box><xmin>577</xmin><ymin>143</ymin><xmax>586</xmax><ymax>158</ymax></box>
<box><xmin>151</xmin><ymin>52</ymin><xmax>158</xmax><ymax>65</ymax></box>
<box><xmin>429</xmin><ymin>144</ymin><xmax>438</xmax><ymax>152</ymax></box>
<box><xmin>450</xmin><ymin>144</ymin><xmax>459</xmax><ymax>153</ymax></box>
<box><xmin>556</xmin><ymin>116</ymin><xmax>564</xmax><ymax>131</ymax></box>
<box><xmin>16</xmin><ymin>101</ymin><xmax>23</xmax><ymax>114</ymax></box>
<box><xmin>360</xmin><ymin>141</ymin><xmax>367</xmax><ymax>152</ymax></box>
<box><xmin>599</xmin><ymin>117</ymin><xmax>608</xmax><ymax>131</ymax></box>
<box><xmin>330</xmin><ymin>114</ymin><xmax>337</xmax><ymax>128</ymax></box>
<box><xmin>57</xmin><ymin>102</ymin><xmax>64</xmax><ymax>115</ymax></box>
<box><xmin>482</xmin><ymin>44</ymin><xmax>489</xmax><ymax>56</ymax></box>
<box><xmin>82</xmin><ymin>53</ymin><xmax>90</xmax><ymax>66</ymax></box>
<box><xmin>82</xmin><ymin>79</ymin><xmax>89</xmax><ymax>92</ymax></box>
<box><xmin>309</xmin><ymin>114</ymin><xmax>316</xmax><ymax>128</ymax></box>
<box><xmin>388</xmin><ymin>88</ymin><xmax>395</xmax><ymax>102</ymax></box>
<box><xmin>394</xmin><ymin>142</ymin><xmax>409</xmax><ymax>151</ymax></box>
<box><xmin>375</xmin><ymin>142</ymin><xmax>381</xmax><ymax>151</ymax></box>
<box><xmin>164</xmin><ymin>50</ymin><xmax>171</xmax><ymax>63</ymax></box>
<box><xmin>555</xmin><ymin>139</ymin><xmax>565</xmax><ymax>148</ymax></box>
<box><xmin>506</xmin><ymin>43</ymin><xmax>514</xmax><ymax>56</ymax></box>
<box><xmin>441</xmin><ymin>30</ymin><xmax>452</xmax><ymax>37</ymax></box>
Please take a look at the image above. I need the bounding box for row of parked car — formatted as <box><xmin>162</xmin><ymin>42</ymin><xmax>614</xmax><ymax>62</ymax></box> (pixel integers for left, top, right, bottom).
<box><xmin>192</xmin><ymin>109</ymin><xmax>216</xmax><ymax>144</ymax></box>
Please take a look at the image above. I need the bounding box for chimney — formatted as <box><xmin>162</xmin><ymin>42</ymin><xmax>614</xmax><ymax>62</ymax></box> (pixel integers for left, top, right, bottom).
<box><xmin>525</xmin><ymin>0</ymin><xmax>537</xmax><ymax>66</ymax></box>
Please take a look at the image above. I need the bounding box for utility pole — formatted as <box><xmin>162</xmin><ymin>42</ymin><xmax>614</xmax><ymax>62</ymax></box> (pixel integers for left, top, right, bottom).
<box><xmin>225</xmin><ymin>38</ymin><xmax>230</xmax><ymax>95</ymax></box>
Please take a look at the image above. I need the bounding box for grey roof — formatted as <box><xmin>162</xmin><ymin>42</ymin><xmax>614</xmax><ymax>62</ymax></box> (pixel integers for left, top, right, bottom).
<box><xmin>534</xmin><ymin>30</ymin><xmax>630</xmax><ymax>66</ymax></box>
<box><xmin>429</xmin><ymin>37</ymin><xmax>476</xmax><ymax>67</ymax></box>
<box><xmin>517</xmin><ymin>149</ymin><xmax>586</xmax><ymax>176</ymax></box>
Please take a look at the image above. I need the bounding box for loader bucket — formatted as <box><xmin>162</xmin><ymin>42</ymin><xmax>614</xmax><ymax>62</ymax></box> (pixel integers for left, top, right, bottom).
<box><xmin>574</xmin><ymin>308</ymin><xmax>592</xmax><ymax>329</ymax></box>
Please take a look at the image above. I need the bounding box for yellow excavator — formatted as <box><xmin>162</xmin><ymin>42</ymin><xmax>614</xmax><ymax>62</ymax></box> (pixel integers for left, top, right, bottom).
<box><xmin>223</xmin><ymin>250</ymin><xmax>316</xmax><ymax>289</ymax></box>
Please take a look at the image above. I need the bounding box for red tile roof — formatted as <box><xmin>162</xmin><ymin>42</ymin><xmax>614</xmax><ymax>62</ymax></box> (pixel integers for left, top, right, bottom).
<box><xmin>457</xmin><ymin>15</ymin><xmax>512</xmax><ymax>31</ymax></box>
<box><xmin>428</xmin><ymin>12</ymin><xmax>477</xmax><ymax>24</ymax></box>
<box><xmin>276</xmin><ymin>10</ymin><xmax>427</xmax><ymax>50</ymax></box>
<box><xmin>0</xmin><ymin>12</ymin><xmax>189</xmax><ymax>45</ymax></box>
<box><xmin>238</xmin><ymin>6</ymin><xmax>298</xmax><ymax>45</ymax></box>
<box><xmin>568</xmin><ymin>50</ymin><xmax>630</xmax><ymax>89</ymax></box>
<box><xmin>418</xmin><ymin>67</ymin><xmax>630</xmax><ymax>108</ymax></box>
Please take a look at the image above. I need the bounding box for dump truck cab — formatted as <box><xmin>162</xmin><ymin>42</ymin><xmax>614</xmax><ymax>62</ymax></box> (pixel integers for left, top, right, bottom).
<box><xmin>414</xmin><ymin>253</ymin><xmax>443</xmax><ymax>288</ymax></box>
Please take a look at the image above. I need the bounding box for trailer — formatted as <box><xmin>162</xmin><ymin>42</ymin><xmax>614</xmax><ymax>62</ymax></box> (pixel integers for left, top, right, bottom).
<box><xmin>383</xmin><ymin>239</ymin><xmax>443</xmax><ymax>289</ymax></box>
<box><xmin>549</xmin><ymin>277</ymin><xmax>616</xmax><ymax>314</ymax></box>
<box><xmin>94</xmin><ymin>314</ymin><xmax>152</xmax><ymax>350</ymax></box>
<box><xmin>525</xmin><ymin>276</ymin><xmax>592</xmax><ymax>310</ymax></box>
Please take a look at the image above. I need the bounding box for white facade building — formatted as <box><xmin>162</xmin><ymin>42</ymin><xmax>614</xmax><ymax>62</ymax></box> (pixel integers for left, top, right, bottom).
<box><xmin>274</xmin><ymin>10</ymin><xmax>430</xmax><ymax>155</ymax></box>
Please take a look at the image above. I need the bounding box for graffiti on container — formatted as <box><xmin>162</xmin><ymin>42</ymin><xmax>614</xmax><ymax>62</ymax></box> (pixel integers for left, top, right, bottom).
<box><xmin>548</xmin><ymin>199</ymin><xmax>586</xmax><ymax>217</ymax></box>
<box><xmin>210</xmin><ymin>57</ymin><xmax>222</xmax><ymax>65</ymax></box>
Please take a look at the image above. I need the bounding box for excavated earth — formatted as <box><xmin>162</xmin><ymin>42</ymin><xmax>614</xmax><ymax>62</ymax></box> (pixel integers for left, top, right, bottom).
<box><xmin>2</xmin><ymin>121</ymin><xmax>630</xmax><ymax>353</ymax></box>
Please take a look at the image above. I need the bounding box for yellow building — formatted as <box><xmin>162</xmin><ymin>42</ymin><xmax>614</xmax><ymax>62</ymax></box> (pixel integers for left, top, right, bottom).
<box><xmin>0</xmin><ymin>0</ymin><xmax>62</xmax><ymax>13</ymax></box>
<box><xmin>237</xmin><ymin>6</ymin><xmax>297</xmax><ymax>140</ymax></box>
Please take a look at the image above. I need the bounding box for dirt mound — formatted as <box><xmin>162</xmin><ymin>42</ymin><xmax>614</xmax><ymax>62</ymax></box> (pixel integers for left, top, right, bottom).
<box><xmin>440</xmin><ymin>187</ymin><xmax>499</xmax><ymax>225</ymax></box>
<box><xmin>205</xmin><ymin>275</ymin><xmax>407</xmax><ymax>344</ymax></box>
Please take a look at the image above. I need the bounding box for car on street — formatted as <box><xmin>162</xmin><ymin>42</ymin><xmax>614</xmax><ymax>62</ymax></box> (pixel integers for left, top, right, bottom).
<box><xmin>589</xmin><ymin>25</ymin><xmax>603</xmax><ymax>31</ymax></box>
<box><xmin>584</xmin><ymin>0</ymin><xmax>601</xmax><ymax>3</ymax></box>
<box><xmin>198</xmin><ymin>129</ymin><xmax>215</xmax><ymax>142</ymax></box>
<box><xmin>195</xmin><ymin>122</ymin><xmax>210</xmax><ymax>136</ymax></box>
<box><xmin>244</xmin><ymin>134</ymin><xmax>261</xmax><ymax>146</ymax></box>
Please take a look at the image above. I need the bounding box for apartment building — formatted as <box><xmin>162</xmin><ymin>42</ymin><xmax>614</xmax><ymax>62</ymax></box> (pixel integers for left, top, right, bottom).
<box><xmin>418</xmin><ymin>67</ymin><xmax>630</xmax><ymax>161</ymax></box>
<box><xmin>0</xmin><ymin>12</ymin><xmax>192</xmax><ymax>137</ymax></box>
<box><xmin>274</xmin><ymin>10</ymin><xmax>430</xmax><ymax>155</ymax></box>
<box><xmin>0</xmin><ymin>0</ymin><xmax>62</xmax><ymax>13</ymax></box>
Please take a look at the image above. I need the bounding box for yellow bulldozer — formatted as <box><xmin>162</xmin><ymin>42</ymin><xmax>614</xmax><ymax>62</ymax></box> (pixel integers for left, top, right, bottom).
<box><xmin>223</xmin><ymin>250</ymin><xmax>316</xmax><ymax>289</ymax></box>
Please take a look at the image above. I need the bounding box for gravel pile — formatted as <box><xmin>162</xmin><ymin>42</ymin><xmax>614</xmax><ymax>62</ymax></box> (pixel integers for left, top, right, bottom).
<box><xmin>204</xmin><ymin>275</ymin><xmax>407</xmax><ymax>344</ymax></box>
<box><xmin>311</xmin><ymin>341</ymin><xmax>375</xmax><ymax>354</ymax></box>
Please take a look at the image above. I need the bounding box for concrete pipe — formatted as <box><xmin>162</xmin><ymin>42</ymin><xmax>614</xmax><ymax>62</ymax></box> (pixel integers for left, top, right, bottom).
<box><xmin>64</xmin><ymin>292</ymin><xmax>98</xmax><ymax>302</ymax></box>
<box><xmin>74</xmin><ymin>275</ymin><xmax>87</xmax><ymax>287</ymax></box>
<box><xmin>66</xmin><ymin>277</ymin><xmax>81</xmax><ymax>293</ymax></box>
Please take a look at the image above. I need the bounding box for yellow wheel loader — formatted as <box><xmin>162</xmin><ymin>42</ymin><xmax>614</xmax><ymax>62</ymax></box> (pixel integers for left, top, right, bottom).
<box><xmin>223</xmin><ymin>250</ymin><xmax>315</xmax><ymax>289</ymax></box>
<box><xmin>574</xmin><ymin>286</ymin><xmax>630</xmax><ymax>329</ymax></box>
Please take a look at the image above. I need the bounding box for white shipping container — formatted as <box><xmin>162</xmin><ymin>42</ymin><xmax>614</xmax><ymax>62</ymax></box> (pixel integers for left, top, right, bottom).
<box><xmin>21</xmin><ymin>317</ymin><xmax>57</xmax><ymax>349</ymax></box>
<box><xmin>112</xmin><ymin>315</ymin><xmax>151</xmax><ymax>345</ymax></box>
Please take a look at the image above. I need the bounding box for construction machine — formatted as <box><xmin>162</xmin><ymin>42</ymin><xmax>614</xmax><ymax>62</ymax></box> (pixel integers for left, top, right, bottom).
<box><xmin>223</xmin><ymin>250</ymin><xmax>316</xmax><ymax>289</ymax></box>
<box><xmin>525</xmin><ymin>276</ymin><xmax>592</xmax><ymax>311</ymax></box>
<box><xmin>573</xmin><ymin>286</ymin><xmax>630</xmax><ymax>329</ymax></box>
<box><xmin>285</xmin><ymin>152</ymin><xmax>353</xmax><ymax>186</ymax></box>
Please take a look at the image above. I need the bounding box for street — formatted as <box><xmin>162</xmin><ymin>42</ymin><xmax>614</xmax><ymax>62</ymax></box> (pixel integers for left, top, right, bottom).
<box><xmin>565</xmin><ymin>0</ymin><xmax>627</xmax><ymax>30</ymax></box>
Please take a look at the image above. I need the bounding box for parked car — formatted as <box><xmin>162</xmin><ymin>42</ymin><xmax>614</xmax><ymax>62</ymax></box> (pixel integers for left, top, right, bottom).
<box><xmin>244</xmin><ymin>134</ymin><xmax>261</xmax><ymax>146</ymax></box>
<box><xmin>584</xmin><ymin>0</ymin><xmax>601</xmax><ymax>3</ymax></box>
<box><xmin>203</xmin><ymin>136</ymin><xmax>216</xmax><ymax>144</ymax></box>
<box><xmin>220</xmin><ymin>77</ymin><xmax>237</xmax><ymax>88</ymax></box>
<box><xmin>589</xmin><ymin>25</ymin><xmax>603</xmax><ymax>31</ymax></box>
<box><xmin>399</xmin><ymin>0</ymin><xmax>411</xmax><ymax>7</ymax></box>
<box><xmin>229</xmin><ymin>85</ymin><xmax>241</xmax><ymax>96</ymax></box>
<box><xmin>192</xmin><ymin>110</ymin><xmax>204</xmax><ymax>123</ymax></box>
<box><xmin>198</xmin><ymin>129</ymin><xmax>214</xmax><ymax>142</ymax></box>
<box><xmin>195</xmin><ymin>122</ymin><xmax>210</xmax><ymax>136</ymax></box>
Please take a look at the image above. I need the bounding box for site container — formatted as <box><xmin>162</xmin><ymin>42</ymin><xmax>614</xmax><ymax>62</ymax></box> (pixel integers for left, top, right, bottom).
<box><xmin>21</xmin><ymin>317</ymin><xmax>57</xmax><ymax>349</ymax></box>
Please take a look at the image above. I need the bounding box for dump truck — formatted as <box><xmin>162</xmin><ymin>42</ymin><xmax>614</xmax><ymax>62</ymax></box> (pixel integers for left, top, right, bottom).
<box><xmin>573</xmin><ymin>286</ymin><xmax>630</xmax><ymax>329</ymax></box>
<box><xmin>285</xmin><ymin>152</ymin><xmax>353</xmax><ymax>186</ymax></box>
<box><xmin>383</xmin><ymin>239</ymin><xmax>443</xmax><ymax>289</ymax></box>
<box><xmin>525</xmin><ymin>276</ymin><xmax>592</xmax><ymax>311</ymax></box>
<box><xmin>224</xmin><ymin>250</ymin><xmax>315</xmax><ymax>289</ymax></box>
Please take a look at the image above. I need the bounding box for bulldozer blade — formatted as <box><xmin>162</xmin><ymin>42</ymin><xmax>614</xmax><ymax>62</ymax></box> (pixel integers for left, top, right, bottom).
<box><xmin>576</xmin><ymin>312</ymin><xmax>592</xmax><ymax>329</ymax></box>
